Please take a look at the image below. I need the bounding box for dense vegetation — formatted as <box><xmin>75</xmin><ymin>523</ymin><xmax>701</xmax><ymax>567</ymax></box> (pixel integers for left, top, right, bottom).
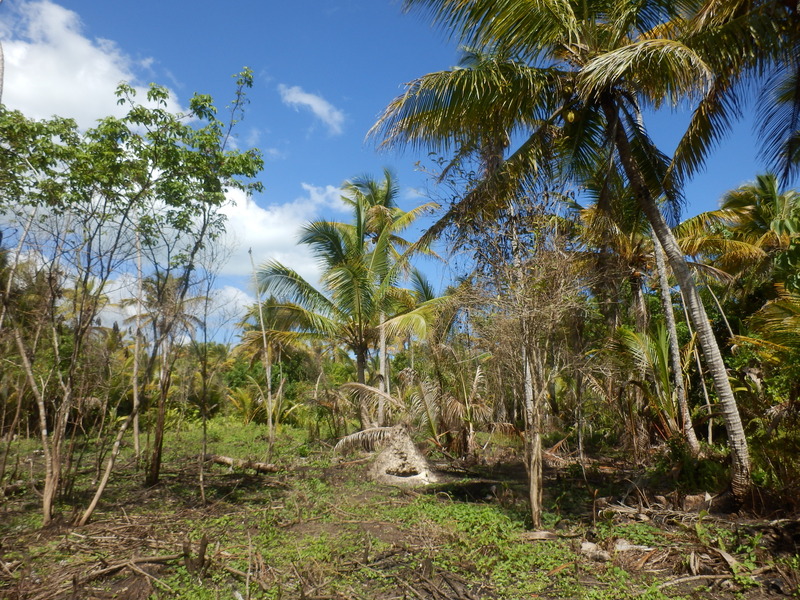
<box><xmin>2</xmin><ymin>0</ymin><xmax>800</xmax><ymax>597</ymax></box>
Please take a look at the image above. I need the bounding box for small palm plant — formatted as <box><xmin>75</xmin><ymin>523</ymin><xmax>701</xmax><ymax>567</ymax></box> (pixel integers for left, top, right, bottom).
<box><xmin>335</xmin><ymin>348</ymin><xmax>492</xmax><ymax>460</ymax></box>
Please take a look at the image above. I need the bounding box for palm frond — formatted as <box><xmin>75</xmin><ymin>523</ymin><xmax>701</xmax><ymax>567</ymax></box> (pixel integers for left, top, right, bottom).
<box><xmin>340</xmin><ymin>382</ymin><xmax>406</xmax><ymax>412</ymax></box>
<box><xmin>669</xmin><ymin>74</ymin><xmax>744</xmax><ymax>185</ymax></box>
<box><xmin>257</xmin><ymin>261</ymin><xmax>338</xmax><ymax>316</ymax></box>
<box><xmin>580</xmin><ymin>39</ymin><xmax>711</xmax><ymax>108</ymax></box>
<box><xmin>402</xmin><ymin>0</ymin><xmax>580</xmax><ymax>60</ymax></box>
<box><xmin>757</xmin><ymin>63</ymin><xmax>800</xmax><ymax>184</ymax></box>
<box><xmin>334</xmin><ymin>425</ymin><xmax>405</xmax><ymax>453</ymax></box>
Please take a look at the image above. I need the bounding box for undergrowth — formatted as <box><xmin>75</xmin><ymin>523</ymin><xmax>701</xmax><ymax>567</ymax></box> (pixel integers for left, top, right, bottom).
<box><xmin>1</xmin><ymin>417</ymin><xmax>796</xmax><ymax>600</ymax></box>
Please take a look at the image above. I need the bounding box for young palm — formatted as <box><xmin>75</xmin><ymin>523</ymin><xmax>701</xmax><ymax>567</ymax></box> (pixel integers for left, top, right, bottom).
<box><xmin>680</xmin><ymin>174</ymin><xmax>800</xmax><ymax>297</ymax></box>
<box><xmin>257</xmin><ymin>172</ymin><xmax>432</xmax><ymax>428</ymax></box>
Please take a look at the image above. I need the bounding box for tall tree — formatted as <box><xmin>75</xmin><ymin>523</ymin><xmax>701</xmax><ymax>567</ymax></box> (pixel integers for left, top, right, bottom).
<box><xmin>0</xmin><ymin>72</ymin><xmax>262</xmax><ymax>519</ymax></box>
<box><xmin>257</xmin><ymin>173</ymin><xmax>430</xmax><ymax>429</ymax></box>
<box><xmin>375</xmin><ymin>0</ymin><xmax>753</xmax><ymax>501</ymax></box>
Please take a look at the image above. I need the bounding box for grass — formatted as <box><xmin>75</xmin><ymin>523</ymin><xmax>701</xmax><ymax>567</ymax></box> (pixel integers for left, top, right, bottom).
<box><xmin>1</xmin><ymin>417</ymin><xmax>796</xmax><ymax>600</ymax></box>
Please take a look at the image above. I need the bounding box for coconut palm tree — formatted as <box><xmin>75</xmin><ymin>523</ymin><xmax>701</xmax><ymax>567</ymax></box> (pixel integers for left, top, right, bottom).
<box><xmin>121</xmin><ymin>272</ymin><xmax>205</xmax><ymax>485</ymax></box>
<box><xmin>375</xmin><ymin>0</ymin><xmax>752</xmax><ymax>501</ymax></box>
<box><xmin>679</xmin><ymin>174</ymin><xmax>800</xmax><ymax>310</ymax></box>
<box><xmin>720</xmin><ymin>174</ymin><xmax>800</xmax><ymax>293</ymax></box>
<box><xmin>257</xmin><ymin>173</ymin><xmax>432</xmax><ymax>428</ymax></box>
<box><xmin>343</xmin><ymin>170</ymin><xmax>437</xmax><ymax>422</ymax></box>
<box><xmin>677</xmin><ymin>0</ymin><xmax>800</xmax><ymax>184</ymax></box>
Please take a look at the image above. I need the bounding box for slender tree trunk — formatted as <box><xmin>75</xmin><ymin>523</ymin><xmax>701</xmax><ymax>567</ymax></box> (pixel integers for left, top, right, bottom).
<box><xmin>0</xmin><ymin>209</ymin><xmax>38</xmax><ymax>333</ymax></box>
<box><xmin>265</xmin><ymin>351</ymin><xmax>275</xmax><ymax>458</ymax></box>
<box><xmin>78</xmin><ymin>403</ymin><xmax>139</xmax><ymax>526</ymax></box>
<box><xmin>631</xmin><ymin>276</ymin><xmax>649</xmax><ymax>332</ymax></box>
<box><xmin>603</xmin><ymin>97</ymin><xmax>750</xmax><ymax>501</ymax></box>
<box><xmin>0</xmin><ymin>377</ymin><xmax>24</xmax><ymax>485</ymax></box>
<box><xmin>508</xmin><ymin>203</ymin><xmax>543</xmax><ymax>525</ymax></box>
<box><xmin>356</xmin><ymin>348</ymin><xmax>374</xmax><ymax>429</ymax></box>
<box><xmin>705</xmin><ymin>284</ymin><xmax>736</xmax><ymax>342</ymax></box>
<box><xmin>132</xmin><ymin>228</ymin><xmax>143</xmax><ymax>459</ymax></box>
<box><xmin>681</xmin><ymin>292</ymin><xmax>715</xmax><ymax>444</ymax></box>
<box><xmin>630</xmin><ymin>276</ymin><xmax>650</xmax><ymax>460</ymax></box>
<box><xmin>250</xmin><ymin>248</ymin><xmax>275</xmax><ymax>460</ymax></box>
<box><xmin>13</xmin><ymin>326</ymin><xmax>56</xmax><ymax>524</ymax></box>
<box><xmin>654</xmin><ymin>237</ymin><xmax>700</xmax><ymax>456</ymax></box>
<box><xmin>576</xmin><ymin>372</ymin><xmax>585</xmax><ymax>463</ymax></box>
<box><xmin>146</xmin><ymin>343</ymin><xmax>170</xmax><ymax>487</ymax></box>
<box><xmin>378</xmin><ymin>312</ymin><xmax>388</xmax><ymax>426</ymax></box>
<box><xmin>523</xmin><ymin>346</ymin><xmax>543</xmax><ymax>528</ymax></box>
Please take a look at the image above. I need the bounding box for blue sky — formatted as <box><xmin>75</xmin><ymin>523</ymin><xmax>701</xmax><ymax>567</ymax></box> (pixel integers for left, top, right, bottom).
<box><xmin>0</xmin><ymin>0</ymin><xmax>768</xmax><ymax>309</ymax></box>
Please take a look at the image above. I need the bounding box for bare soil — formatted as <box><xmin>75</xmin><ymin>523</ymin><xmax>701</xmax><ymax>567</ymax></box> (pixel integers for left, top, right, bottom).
<box><xmin>1</xmin><ymin>444</ymin><xmax>799</xmax><ymax>599</ymax></box>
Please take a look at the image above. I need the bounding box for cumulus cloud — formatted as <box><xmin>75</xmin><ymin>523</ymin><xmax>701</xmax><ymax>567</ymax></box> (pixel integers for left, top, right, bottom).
<box><xmin>219</xmin><ymin>184</ymin><xmax>348</xmax><ymax>284</ymax></box>
<box><xmin>277</xmin><ymin>84</ymin><xmax>345</xmax><ymax>135</ymax></box>
<box><xmin>0</xmin><ymin>1</ymin><xmax>352</xmax><ymax>332</ymax></box>
<box><xmin>0</xmin><ymin>0</ymin><xmax>182</xmax><ymax>127</ymax></box>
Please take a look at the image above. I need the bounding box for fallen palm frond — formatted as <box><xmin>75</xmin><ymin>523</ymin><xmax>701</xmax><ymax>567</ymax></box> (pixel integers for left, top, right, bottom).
<box><xmin>334</xmin><ymin>425</ymin><xmax>407</xmax><ymax>454</ymax></box>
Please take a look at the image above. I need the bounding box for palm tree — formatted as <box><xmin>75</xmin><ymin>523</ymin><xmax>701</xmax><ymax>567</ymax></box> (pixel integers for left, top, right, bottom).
<box><xmin>122</xmin><ymin>273</ymin><xmax>204</xmax><ymax>486</ymax></box>
<box><xmin>677</xmin><ymin>0</ymin><xmax>800</xmax><ymax>184</ymax></box>
<box><xmin>375</xmin><ymin>0</ymin><xmax>752</xmax><ymax>501</ymax></box>
<box><xmin>342</xmin><ymin>170</ymin><xmax>436</xmax><ymax>422</ymax></box>
<box><xmin>679</xmin><ymin>174</ymin><xmax>800</xmax><ymax>312</ymax></box>
<box><xmin>257</xmin><ymin>173</ymin><xmax>431</xmax><ymax>428</ymax></box>
<box><xmin>720</xmin><ymin>174</ymin><xmax>800</xmax><ymax>292</ymax></box>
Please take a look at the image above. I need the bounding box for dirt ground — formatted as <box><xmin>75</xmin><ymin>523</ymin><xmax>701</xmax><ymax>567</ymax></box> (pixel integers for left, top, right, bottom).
<box><xmin>1</xmin><ymin>446</ymin><xmax>799</xmax><ymax>600</ymax></box>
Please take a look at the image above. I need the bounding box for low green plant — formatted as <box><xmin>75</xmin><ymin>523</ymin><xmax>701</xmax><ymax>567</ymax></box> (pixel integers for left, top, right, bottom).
<box><xmin>596</xmin><ymin>521</ymin><xmax>670</xmax><ymax>547</ymax></box>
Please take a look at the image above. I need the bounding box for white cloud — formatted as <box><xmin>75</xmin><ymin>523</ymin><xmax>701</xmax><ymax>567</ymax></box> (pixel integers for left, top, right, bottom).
<box><xmin>277</xmin><ymin>84</ymin><xmax>345</xmax><ymax>135</ymax></box>
<box><xmin>96</xmin><ymin>277</ymin><xmax>251</xmax><ymax>344</ymax></box>
<box><xmin>0</xmin><ymin>0</ymin><xmax>182</xmax><ymax>127</ymax></box>
<box><xmin>218</xmin><ymin>184</ymin><xmax>349</xmax><ymax>284</ymax></box>
<box><xmin>403</xmin><ymin>186</ymin><xmax>426</xmax><ymax>200</ymax></box>
<box><xmin>210</xmin><ymin>285</ymin><xmax>253</xmax><ymax>323</ymax></box>
<box><xmin>263</xmin><ymin>147</ymin><xmax>285</xmax><ymax>160</ymax></box>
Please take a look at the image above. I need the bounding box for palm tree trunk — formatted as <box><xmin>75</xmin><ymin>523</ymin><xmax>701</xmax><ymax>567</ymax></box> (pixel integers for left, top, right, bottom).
<box><xmin>630</xmin><ymin>275</ymin><xmax>650</xmax><ymax>459</ymax></box>
<box><xmin>681</xmin><ymin>293</ymin><xmax>715</xmax><ymax>444</ymax></box>
<box><xmin>654</xmin><ymin>237</ymin><xmax>701</xmax><ymax>456</ymax></box>
<box><xmin>356</xmin><ymin>348</ymin><xmax>373</xmax><ymax>429</ymax></box>
<box><xmin>631</xmin><ymin>275</ymin><xmax>649</xmax><ymax>332</ymax></box>
<box><xmin>378</xmin><ymin>311</ymin><xmax>388</xmax><ymax>426</ymax></box>
<box><xmin>603</xmin><ymin>97</ymin><xmax>750</xmax><ymax>501</ymax></box>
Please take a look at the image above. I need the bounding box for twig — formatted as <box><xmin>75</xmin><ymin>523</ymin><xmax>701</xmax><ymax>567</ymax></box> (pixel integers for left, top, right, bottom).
<box><xmin>125</xmin><ymin>561</ymin><xmax>176</xmax><ymax>593</ymax></box>
<box><xmin>657</xmin><ymin>574</ymin><xmax>734</xmax><ymax>590</ymax></box>
<box><xmin>352</xmin><ymin>559</ymin><xmax>425</xmax><ymax>600</ymax></box>
<box><xmin>246</xmin><ymin>532</ymin><xmax>252</xmax><ymax>600</ymax></box>
<box><xmin>441</xmin><ymin>572</ymin><xmax>480</xmax><ymax>600</ymax></box>
<box><xmin>80</xmin><ymin>553</ymin><xmax>183</xmax><ymax>583</ymax></box>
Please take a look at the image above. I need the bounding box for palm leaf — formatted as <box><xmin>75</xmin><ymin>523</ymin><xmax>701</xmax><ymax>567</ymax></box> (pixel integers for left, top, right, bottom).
<box><xmin>579</xmin><ymin>39</ymin><xmax>711</xmax><ymax>108</ymax></box>
<box><xmin>334</xmin><ymin>426</ymin><xmax>406</xmax><ymax>453</ymax></box>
